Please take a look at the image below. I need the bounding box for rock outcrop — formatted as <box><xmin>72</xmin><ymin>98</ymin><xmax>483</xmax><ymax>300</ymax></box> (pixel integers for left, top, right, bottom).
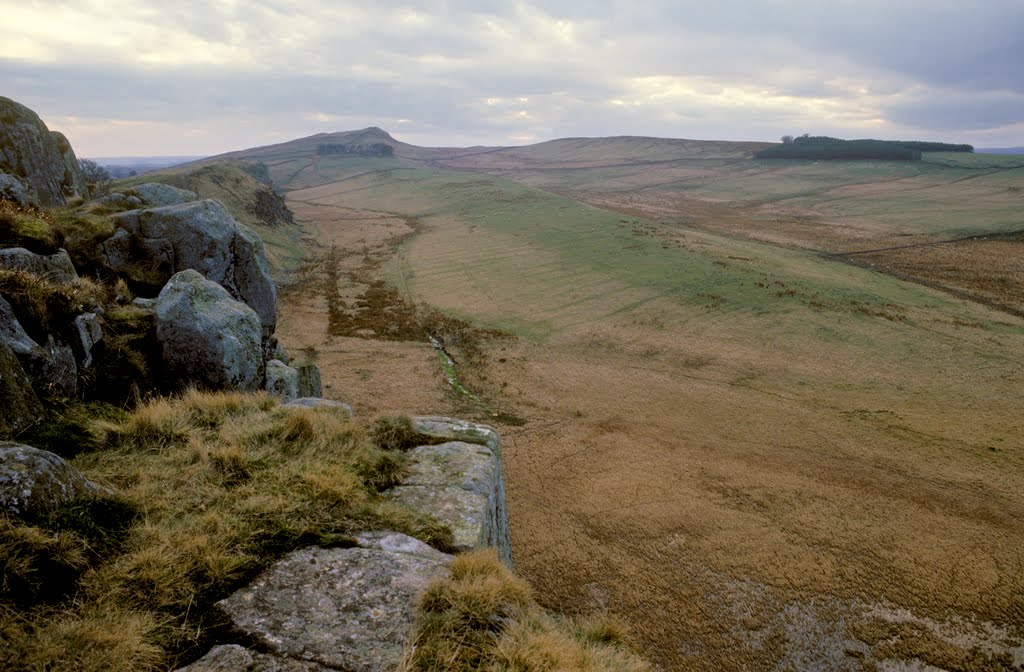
<box><xmin>264</xmin><ymin>358</ymin><xmax>299</xmax><ymax>402</ymax></box>
<box><xmin>0</xmin><ymin>443</ymin><xmax>111</xmax><ymax>517</ymax></box>
<box><xmin>0</xmin><ymin>342</ymin><xmax>43</xmax><ymax>437</ymax></box>
<box><xmin>0</xmin><ymin>247</ymin><xmax>79</xmax><ymax>284</ymax></box>
<box><xmin>103</xmin><ymin>199</ymin><xmax>277</xmax><ymax>333</ymax></box>
<box><xmin>408</xmin><ymin>416</ymin><xmax>512</xmax><ymax>565</ymax></box>
<box><xmin>209</xmin><ymin>532</ymin><xmax>452</xmax><ymax>672</ymax></box>
<box><xmin>0</xmin><ymin>96</ymin><xmax>87</xmax><ymax>207</ymax></box>
<box><xmin>155</xmin><ymin>270</ymin><xmax>264</xmax><ymax>392</ymax></box>
<box><xmin>296</xmin><ymin>363</ymin><xmax>322</xmax><ymax>398</ymax></box>
<box><xmin>131</xmin><ymin>182</ymin><xmax>198</xmax><ymax>207</ymax></box>
<box><xmin>0</xmin><ymin>172</ymin><xmax>30</xmax><ymax>207</ymax></box>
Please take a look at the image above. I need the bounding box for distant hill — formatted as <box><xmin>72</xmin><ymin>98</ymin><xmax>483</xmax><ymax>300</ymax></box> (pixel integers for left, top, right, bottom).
<box><xmin>977</xmin><ymin>147</ymin><xmax>1024</xmax><ymax>154</ymax></box>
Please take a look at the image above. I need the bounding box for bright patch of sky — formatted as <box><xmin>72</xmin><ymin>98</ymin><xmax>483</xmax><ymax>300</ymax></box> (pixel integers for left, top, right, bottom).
<box><xmin>1</xmin><ymin>0</ymin><xmax>1021</xmax><ymax>155</ymax></box>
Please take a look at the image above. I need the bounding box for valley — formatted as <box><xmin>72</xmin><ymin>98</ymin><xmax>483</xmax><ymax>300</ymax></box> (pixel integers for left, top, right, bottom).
<box><xmin>225</xmin><ymin>132</ymin><xmax>1023</xmax><ymax>670</ymax></box>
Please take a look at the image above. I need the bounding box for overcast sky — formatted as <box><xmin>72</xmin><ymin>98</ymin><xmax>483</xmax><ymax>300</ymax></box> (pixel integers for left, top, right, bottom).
<box><xmin>2</xmin><ymin>0</ymin><xmax>1022</xmax><ymax>156</ymax></box>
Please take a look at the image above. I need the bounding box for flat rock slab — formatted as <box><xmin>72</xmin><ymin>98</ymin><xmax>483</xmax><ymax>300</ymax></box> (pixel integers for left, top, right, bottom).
<box><xmin>176</xmin><ymin>644</ymin><xmax>332</xmax><ymax>672</ymax></box>
<box><xmin>216</xmin><ymin>532</ymin><xmax>450</xmax><ymax>672</ymax></box>
<box><xmin>388</xmin><ymin>441</ymin><xmax>499</xmax><ymax>552</ymax></box>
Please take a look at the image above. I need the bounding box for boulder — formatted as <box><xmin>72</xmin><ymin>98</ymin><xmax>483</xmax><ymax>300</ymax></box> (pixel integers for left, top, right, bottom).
<box><xmin>131</xmin><ymin>182</ymin><xmax>198</xmax><ymax>207</ymax></box>
<box><xmin>0</xmin><ymin>171</ymin><xmax>31</xmax><ymax>207</ymax></box>
<box><xmin>410</xmin><ymin>417</ymin><xmax>511</xmax><ymax>566</ymax></box>
<box><xmin>0</xmin><ymin>442</ymin><xmax>111</xmax><ymax>518</ymax></box>
<box><xmin>0</xmin><ymin>342</ymin><xmax>43</xmax><ymax>437</ymax></box>
<box><xmin>296</xmin><ymin>363</ymin><xmax>321</xmax><ymax>398</ymax></box>
<box><xmin>177</xmin><ymin>645</ymin><xmax>331</xmax><ymax>672</ymax></box>
<box><xmin>104</xmin><ymin>200</ymin><xmax>277</xmax><ymax>333</ymax></box>
<box><xmin>0</xmin><ymin>247</ymin><xmax>79</xmax><ymax>284</ymax></box>
<box><xmin>0</xmin><ymin>97</ymin><xmax>86</xmax><ymax>206</ymax></box>
<box><xmin>264</xmin><ymin>359</ymin><xmax>298</xmax><ymax>402</ymax></box>
<box><xmin>0</xmin><ymin>293</ymin><xmax>39</xmax><ymax>356</ymax></box>
<box><xmin>155</xmin><ymin>270</ymin><xmax>263</xmax><ymax>392</ymax></box>
<box><xmin>216</xmin><ymin>531</ymin><xmax>451</xmax><ymax>672</ymax></box>
<box><xmin>97</xmin><ymin>191</ymin><xmax>143</xmax><ymax>210</ymax></box>
<box><xmin>388</xmin><ymin>440</ymin><xmax>505</xmax><ymax>554</ymax></box>
<box><xmin>283</xmin><ymin>397</ymin><xmax>353</xmax><ymax>417</ymax></box>
<box><xmin>0</xmin><ymin>296</ymin><xmax>78</xmax><ymax>397</ymax></box>
<box><xmin>71</xmin><ymin>312</ymin><xmax>102</xmax><ymax>368</ymax></box>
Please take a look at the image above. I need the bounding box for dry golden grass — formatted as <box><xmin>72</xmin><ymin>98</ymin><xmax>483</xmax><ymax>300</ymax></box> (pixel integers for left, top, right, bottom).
<box><xmin>0</xmin><ymin>390</ymin><xmax>458</xmax><ymax>671</ymax></box>
<box><xmin>401</xmin><ymin>549</ymin><xmax>649</xmax><ymax>672</ymax></box>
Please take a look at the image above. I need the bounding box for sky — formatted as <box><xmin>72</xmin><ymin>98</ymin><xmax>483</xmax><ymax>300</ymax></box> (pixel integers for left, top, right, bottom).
<box><xmin>1</xmin><ymin>0</ymin><xmax>1022</xmax><ymax>156</ymax></box>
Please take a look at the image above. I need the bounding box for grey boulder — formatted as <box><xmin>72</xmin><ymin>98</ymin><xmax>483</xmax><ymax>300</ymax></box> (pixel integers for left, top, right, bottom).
<box><xmin>0</xmin><ymin>443</ymin><xmax>111</xmax><ymax>518</ymax></box>
<box><xmin>176</xmin><ymin>645</ymin><xmax>331</xmax><ymax>672</ymax></box>
<box><xmin>104</xmin><ymin>199</ymin><xmax>277</xmax><ymax>333</ymax></box>
<box><xmin>264</xmin><ymin>359</ymin><xmax>298</xmax><ymax>402</ymax></box>
<box><xmin>0</xmin><ymin>96</ymin><xmax>87</xmax><ymax>207</ymax></box>
<box><xmin>0</xmin><ymin>247</ymin><xmax>79</xmax><ymax>284</ymax></box>
<box><xmin>0</xmin><ymin>171</ymin><xmax>31</xmax><ymax>207</ymax></box>
<box><xmin>131</xmin><ymin>182</ymin><xmax>198</xmax><ymax>207</ymax></box>
<box><xmin>155</xmin><ymin>270</ymin><xmax>263</xmax><ymax>392</ymax></box>
<box><xmin>216</xmin><ymin>531</ymin><xmax>451</xmax><ymax>672</ymax></box>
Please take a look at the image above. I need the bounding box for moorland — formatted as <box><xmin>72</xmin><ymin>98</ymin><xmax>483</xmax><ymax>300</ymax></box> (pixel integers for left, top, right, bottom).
<box><xmin>150</xmin><ymin>130</ymin><xmax>1024</xmax><ymax>670</ymax></box>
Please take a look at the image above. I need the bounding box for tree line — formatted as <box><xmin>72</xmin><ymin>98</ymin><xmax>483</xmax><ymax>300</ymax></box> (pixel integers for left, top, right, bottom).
<box><xmin>758</xmin><ymin>135</ymin><xmax>973</xmax><ymax>161</ymax></box>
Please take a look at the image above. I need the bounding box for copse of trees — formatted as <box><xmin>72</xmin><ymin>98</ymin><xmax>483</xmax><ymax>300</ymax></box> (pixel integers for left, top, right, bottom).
<box><xmin>757</xmin><ymin>135</ymin><xmax>974</xmax><ymax>161</ymax></box>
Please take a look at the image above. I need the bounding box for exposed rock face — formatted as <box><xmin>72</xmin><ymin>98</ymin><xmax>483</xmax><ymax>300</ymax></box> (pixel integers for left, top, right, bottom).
<box><xmin>104</xmin><ymin>199</ymin><xmax>277</xmax><ymax>333</ymax></box>
<box><xmin>131</xmin><ymin>182</ymin><xmax>198</xmax><ymax>207</ymax></box>
<box><xmin>0</xmin><ymin>96</ymin><xmax>86</xmax><ymax>206</ymax></box>
<box><xmin>0</xmin><ymin>171</ymin><xmax>30</xmax><ymax>206</ymax></box>
<box><xmin>178</xmin><ymin>645</ymin><xmax>331</xmax><ymax>672</ymax></box>
<box><xmin>1</xmin><ymin>295</ymin><xmax>78</xmax><ymax>397</ymax></box>
<box><xmin>0</xmin><ymin>442</ymin><xmax>110</xmax><ymax>517</ymax></box>
<box><xmin>50</xmin><ymin>131</ymin><xmax>89</xmax><ymax>199</ymax></box>
<box><xmin>264</xmin><ymin>359</ymin><xmax>298</xmax><ymax>402</ymax></box>
<box><xmin>0</xmin><ymin>293</ymin><xmax>39</xmax><ymax>356</ymax></box>
<box><xmin>389</xmin><ymin>440</ymin><xmax>506</xmax><ymax>553</ymax></box>
<box><xmin>155</xmin><ymin>270</ymin><xmax>263</xmax><ymax>392</ymax></box>
<box><xmin>71</xmin><ymin>312</ymin><xmax>102</xmax><ymax>368</ymax></box>
<box><xmin>215</xmin><ymin>532</ymin><xmax>451</xmax><ymax>672</ymax></box>
<box><xmin>409</xmin><ymin>416</ymin><xmax>512</xmax><ymax>565</ymax></box>
<box><xmin>0</xmin><ymin>247</ymin><xmax>79</xmax><ymax>284</ymax></box>
<box><xmin>0</xmin><ymin>342</ymin><xmax>43</xmax><ymax>437</ymax></box>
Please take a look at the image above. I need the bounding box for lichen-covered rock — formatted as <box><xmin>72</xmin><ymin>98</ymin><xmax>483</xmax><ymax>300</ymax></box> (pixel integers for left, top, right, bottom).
<box><xmin>176</xmin><ymin>645</ymin><xmax>331</xmax><ymax>672</ymax></box>
<box><xmin>131</xmin><ymin>182</ymin><xmax>198</xmax><ymax>207</ymax></box>
<box><xmin>265</xmin><ymin>359</ymin><xmax>298</xmax><ymax>402</ymax></box>
<box><xmin>388</xmin><ymin>441</ymin><xmax>504</xmax><ymax>553</ymax></box>
<box><xmin>216</xmin><ymin>531</ymin><xmax>451</xmax><ymax>672</ymax></box>
<box><xmin>104</xmin><ymin>200</ymin><xmax>277</xmax><ymax>333</ymax></box>
<box><xmin>0</xmin><ymin>293</ymin><xmax>39</xmax><ymax>356</ymax></box>
<box><xmin>283</xmin><ymin>397</ymin><xmax>353</xmax><ymax>417</ymax></box>
<box><xmin>296</xmin><ymin>363</ymin><xmax>321</xmax><ymax>398</ymax></box>
<box><xmin>97</xmin><ymin>191</ymin><xmax>143</xmax><ymax>210</ymax></box>
<box><xmin>0</xmin><ymin>247</ymin><xmax>79</xmax><ymax>284</ymax></box>
<box><xmin>410</xmin><ymin>417</ymin><xmax>511</xmax><ymax>566</ymax></box>
<box><xmin>0</xmin><ymin>97</ymin><xmax>86</xmax><ymax>206</ymax></box>
<box><xmin>155</xmin><ymin>270</ymin><xmax>263</xmax><ymax>392</ymax></box>
<box><xmin>0</xmin><ymin>171</ymin><xmax>31</xmax><ymax>207</ymax></box>
<box><xmin>0</xmin><ymin>442</ymin><xmax>110</xmax><ymax>517</ymax></box>
<box><xmin>32</xmin><ymin>335</ymin><xmax>78</xmax><ymax>398</ymax></box>
<box><xmin>71</xmin><ymin>312</ymin><xmax>102</xmax><ymax>368</ymax></box>
<box><xmin>50</xmin><ymin>131</ymin><xmax>89</xmax><ymax>199</ymax></box>
<box><xmin>0</xmin><ymin>342</ymin><xmax>43</xmax><ymax>437</ymax></box>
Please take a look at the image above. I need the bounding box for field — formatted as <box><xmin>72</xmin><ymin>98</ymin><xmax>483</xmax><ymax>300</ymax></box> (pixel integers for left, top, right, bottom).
<box><xmin>221</xmin><ymin>133</ymin><xmax>1024</xmax><ymax>670</ymax></box>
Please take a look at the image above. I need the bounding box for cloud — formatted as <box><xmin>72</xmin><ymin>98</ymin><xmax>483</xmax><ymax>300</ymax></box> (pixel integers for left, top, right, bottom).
<box><xmin>0</xmin><ymin>0</ymin><xmax>1020</xmax><ymax>154</ymax></box>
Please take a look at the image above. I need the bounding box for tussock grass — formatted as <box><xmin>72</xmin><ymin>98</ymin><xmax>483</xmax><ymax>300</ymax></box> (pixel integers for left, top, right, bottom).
<box><xmin>0</xmin><ymin>390</ymin><xmax>457</xmax><ymax>671</ymax></box>
<box><xmin>372</xmin><ymin>413</ymin><xmax>419</xmax><ymax>451</ymax></box>
<box><xmin>402</xmin><ymin>550</ymin><xmax>650</xmax><ymax>672</ymax></box>
<box><xmin>0</xmin><ymin>269</ymin><xmax>107</xmax><ymax>344</ymax></box>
